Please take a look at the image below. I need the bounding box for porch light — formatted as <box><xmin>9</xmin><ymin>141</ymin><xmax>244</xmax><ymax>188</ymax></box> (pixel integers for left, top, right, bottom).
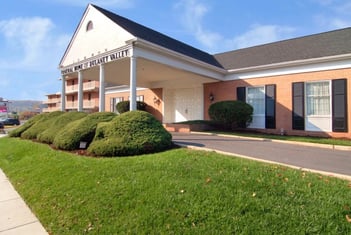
<box><xmin>153</xmin><ymin>97</ymin><xmax>161</xmax><ymax>105</ymax></box>
<box><xmin>209</xmin><ymin>93</ymin><xmax>214</xmax><ymax>102</ymax></box>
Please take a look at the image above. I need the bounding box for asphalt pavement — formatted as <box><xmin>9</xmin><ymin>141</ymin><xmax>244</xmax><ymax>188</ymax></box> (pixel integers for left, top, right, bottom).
<box><xmin>172</xmin><ymin>132</ymin><xmax>351</xmax><ymax>180</ymax></box>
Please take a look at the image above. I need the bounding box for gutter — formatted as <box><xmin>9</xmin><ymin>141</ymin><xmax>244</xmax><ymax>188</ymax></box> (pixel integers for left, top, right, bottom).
<box><xmin>227</xmin><ymin>53</ymin><xmax>351</xmax><ymax>74</ymax></box>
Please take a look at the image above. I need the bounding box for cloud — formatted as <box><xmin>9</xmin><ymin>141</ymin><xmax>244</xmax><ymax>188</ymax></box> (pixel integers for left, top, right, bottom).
<box><xmin>228</xmin><ymin>24</ymin><xmax>296</xmax><ymax>49</ymax></box>
<box><xmin>0</xmin><ymin>17</ymin><xmax>71</xmax><ymax>71</ymax></box>
<box><xmin>51</xmin><ymin>0</ymin><xmax>134</xmax><ymax>8</ymax></box>
<box><xmin>174</xmin><ymin>0</ymin><xmax>296</xmax><ymax>52</ymax></box>
<box><xmin>311</xmin><ymin>0</ymin><xmax>351</xmax><ymax>29</ymax></box>
<box><xmin>174</xmin><ymin>0</ymin><xmax>222</xmax><ymax>50</ymax></box>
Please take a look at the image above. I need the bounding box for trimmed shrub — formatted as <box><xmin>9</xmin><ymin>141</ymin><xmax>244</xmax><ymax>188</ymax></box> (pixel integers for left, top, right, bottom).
<box><xmin>21</xmin><ymin>111</ymin><xmax>64</xmax><ymax>140</ymax></box>
<box><xmin>208</xmin><ymin>100</ymin><xmax>253</xmax><ymax>129</ymax></box>
<box><xmin>116</xmin><ymin>101</ymin><xmax>147</xmax><ymax>114</ymax></box>
<box><xmin>53</xmin><ymin>112</ymin><xmax>116</xmax><ymax>150</ymax></box>
<box><xmin>37</xmin><ymin>112</ymin><xmax>87</xmax><ymax>144</ymax></box>
<box><xmin>9</xmin><ymin>113</ymin><xmax>47</xmax><ymax>137</ymax></box>
<box><xmin>88</xmin><ymin>111</ymin><xmax>172</xmax><ymax>157</ymax></box>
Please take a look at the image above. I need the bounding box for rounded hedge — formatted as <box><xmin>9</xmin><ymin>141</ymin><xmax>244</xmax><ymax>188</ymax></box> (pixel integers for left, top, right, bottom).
<box><xmin>88</xmin><ymin>111</ymin><xmax>172</xmax><ymax>157</ymax></box>
<box><xmin>116</xmin><ymin>101</ymin><xmax>147</xmax><ymax>114</ymax></box>
<box><xmin>9</xmin><ymin>113</ymin><xmax>47</xmax><ymax>137</ymax></box>
<box><xmin>208</xmin><ymin>100</ymin><xmax>253</xmax><ymax>129</ymax></box>
<box><xmin>53</xmin><ymin>112</ymin><xmax>117</xmax><ymax>150</ymax></box>
<box><xmin>37</xmin><ymin>112</ymin><xmax>87</xmax><ymax>144</ymax></box>
<box><xmin>20</xmin><ymin>111</ymin><xmax>65</xmax><ymax>140</ymax></box>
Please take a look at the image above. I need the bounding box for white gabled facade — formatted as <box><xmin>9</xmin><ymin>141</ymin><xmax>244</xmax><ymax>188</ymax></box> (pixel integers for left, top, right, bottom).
<box><xmin>60</xmin><ymin>5</ymin><xmax>134</xmax><ymax>67</ymax></box>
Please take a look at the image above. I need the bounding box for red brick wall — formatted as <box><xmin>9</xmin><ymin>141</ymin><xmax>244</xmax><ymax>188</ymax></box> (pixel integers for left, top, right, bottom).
<box><xmin>105</xmin><ymin>88</ymin><xmax>163</xmax><ymax>122</ymax></box>
<box><xmin>204</xmin><ymin>68</ymin><xmax>351</xmax><ymax>139</ymax></box>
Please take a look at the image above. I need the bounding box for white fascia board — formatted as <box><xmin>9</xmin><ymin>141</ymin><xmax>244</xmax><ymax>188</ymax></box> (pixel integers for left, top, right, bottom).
<box><xmin>130</xmin><ymin>38</ymin><xmax>226</xmax><ymax>80</ymax></box>
<box><xmin>59</xmin><ymin>44</ymin><xmax>132</xmax><ymax>73</ymax></box>
<box><xmin>226</xmin><ymin>56</ymin><xmax>351</xmax><ymax>80</ymax></box>
<box><xmin>105</xmin><ymin>85</ymin><xmax>147</xmax><ymax>94</ymax></box>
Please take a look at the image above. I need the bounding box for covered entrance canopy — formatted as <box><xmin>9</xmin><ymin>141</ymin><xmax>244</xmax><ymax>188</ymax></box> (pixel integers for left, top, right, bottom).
<box><xmin>59</xmin><ymin>4</ymin><xmax>225</xmax><ymax>121</ymax></box>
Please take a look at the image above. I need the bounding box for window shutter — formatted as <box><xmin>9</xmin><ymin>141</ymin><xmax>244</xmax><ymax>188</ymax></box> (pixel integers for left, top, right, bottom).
<box><xmin>332</xmin><ymin>79</ymin><xmax>348</xmax><ymax>132</ymax></box>
<box><xmin>237</xmin><ymin>87</ymin><xmax>246</xmax><ymax>102</ymax></box>
<box><xmin>265</xmin><ymin>84</ymin><xmax>276</xmax><ymax>129</ymax></box>
<box><xmin>292</xmin><ymin>82</ymin><xmax>305</xmax><ymax>130</ymax></box>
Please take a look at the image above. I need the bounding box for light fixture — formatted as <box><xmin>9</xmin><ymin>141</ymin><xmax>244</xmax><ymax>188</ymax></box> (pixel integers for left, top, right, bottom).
<box><xmin>209</xmin><ymin>92</ymin><xmax>214</xmax><ymax>102</ymax></box>
<box><xmin>153</xmin><ymin>96</ymin><xmax>160</xmax><ymax>105</ymax></box>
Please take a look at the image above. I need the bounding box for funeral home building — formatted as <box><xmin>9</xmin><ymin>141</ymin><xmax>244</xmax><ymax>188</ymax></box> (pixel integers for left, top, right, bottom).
<box><xmin>55</xmin><ymin>4</ymin><xmax>351</xmax><ymax>139</ymax></box>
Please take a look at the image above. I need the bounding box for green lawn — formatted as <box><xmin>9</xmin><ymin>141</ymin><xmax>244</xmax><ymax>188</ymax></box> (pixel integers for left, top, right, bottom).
<box><xmin>0</xmin><ymin>137</ymin><xmax>350</xmax><ymax>234</ymax></box>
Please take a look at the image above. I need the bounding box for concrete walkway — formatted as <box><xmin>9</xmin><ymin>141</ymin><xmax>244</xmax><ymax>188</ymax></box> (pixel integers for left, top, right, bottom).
<box><xmin>172</xmin><ymin>132</ymin><xmax>351</xmax><ymax>180</ymax></box>
<box><xmin>0</xmin><ymin>133</ymin><xmax>47</xmax><ymax>235</ymax></box>
<box><xmin>0</xmin><ymin>170</ymin><xmax>48</xmax><ymax>235</ymax></box>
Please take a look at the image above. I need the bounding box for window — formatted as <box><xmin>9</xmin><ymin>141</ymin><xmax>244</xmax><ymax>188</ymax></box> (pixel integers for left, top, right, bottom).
<box><xmin>293</xmin><ymin>80</ymin><xmax>336</xmax><ymax>132</ymax></box>
<box><xmin>128</xmin><ymin>95</ymin><xmax>144</xmax><ymax>102</ymax></box>
<box><xmin>110</xmin><ymin>97</ymin><xmax>123</xmax><ymax>113</ymax></box>
<box><xmin>86</xmin><ymin>21</ymin><xmax>93</xmax><ymax>31</ymax></box>
<box><xmin>293</xmin><ymin>79</ymin><xmax>347</xmax><ymax>132</ymax></box>
<box><xmin>247</xmin><ymin>87</ymin><xmax>265</xmax><ymax>115</ymax></box>
<box><xmin>136</xmin><ymin>95</ymin><xmax>144</xmax><ymax>102</ymax></box>
<box><xmin>237</xmin><ymin>85</ymin><xmax>276</xmax><ymax>129</ymax></box>
<box><xmin>306</xmin><ymin>81</ymin><xmax>331</xmax><ymax>116</ymax></box>
<box><xmin>246</xmin><ymin>86</ymin><xmax>265</xmax><ymax>129</ymax></box>
<box><xmin>304</xmin><ymin>81</ymin><xmax>332</xmax><ymax>132</ymax></box>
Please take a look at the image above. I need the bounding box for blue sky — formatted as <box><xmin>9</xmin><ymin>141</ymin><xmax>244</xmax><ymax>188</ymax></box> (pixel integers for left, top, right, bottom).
<box><xmin>0</xmin><ymin>0</ymin><xmax>350</xmax><ymax>101</ymax></box>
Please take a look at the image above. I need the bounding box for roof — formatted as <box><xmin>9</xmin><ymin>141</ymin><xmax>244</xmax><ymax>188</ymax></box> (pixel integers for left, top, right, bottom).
<box><xmin>214</xmin><ymin>27</ymin><xmax>351</xmax><ymax>70</ymax></box>
<box><xmin>92</xmin><ymin>4</ymin><xmax>223</xmax><ymax>68</ymax></box>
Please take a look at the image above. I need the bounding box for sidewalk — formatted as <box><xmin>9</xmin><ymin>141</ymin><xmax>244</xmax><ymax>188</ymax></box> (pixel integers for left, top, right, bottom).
<box><xmin>0</xmin><ymin>169</ymin><xmax>48</xmax><ymax>235</ymax></box>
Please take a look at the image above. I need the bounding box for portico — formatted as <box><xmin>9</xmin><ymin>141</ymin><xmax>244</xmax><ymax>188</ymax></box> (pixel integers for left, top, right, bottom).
<box><xmin>58</xmin><ymin>4</ymin><xmax>224</xmax><ymax>122</ymax></box>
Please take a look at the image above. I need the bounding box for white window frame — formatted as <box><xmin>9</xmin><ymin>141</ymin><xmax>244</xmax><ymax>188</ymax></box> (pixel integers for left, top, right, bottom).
<box><xmin>246</xmin><ymin>86</ymin><xmax>265</xmax><ymax>129</ymax></box>
<box><xmin>305</xmin><ymin>80</ymin><xmax>332</xmax><ymax>132</ymax></box>
<box><xmin>128</xmin><ymin>95</ymin><xmax>144</xmax><ymax>102</ymax></box>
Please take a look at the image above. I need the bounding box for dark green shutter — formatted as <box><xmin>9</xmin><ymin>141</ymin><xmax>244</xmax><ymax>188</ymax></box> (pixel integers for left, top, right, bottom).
<box><xmin>237</xmin><ymin>87</ymin><xmax>246</xmax><ymax>102</ymax></box>
<box><xmin>292</xmin><ymin>82</ymin><xmax>305</xmax><ymax>130</ymax></box>
<box><xmin>332</xmin><ymin>79</ymin><xmax>348</xmax><ymax>132</ymax></box>
<box><xmin>265</xmin><ymin>84</ymin><xmax>276</xmax><ymax>129</ymax></box>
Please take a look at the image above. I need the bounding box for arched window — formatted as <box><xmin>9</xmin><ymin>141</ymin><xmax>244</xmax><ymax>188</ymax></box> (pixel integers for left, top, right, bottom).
<box><xmin>86</xmin><ymin>21</ymin><xmax>93</xmax><ymax>31</ymax></box>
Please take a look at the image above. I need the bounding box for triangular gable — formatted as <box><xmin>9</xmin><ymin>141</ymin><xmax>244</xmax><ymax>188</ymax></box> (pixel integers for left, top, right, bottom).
<box><xmin>59</xmin><ymin>4</ymin><xmax>135</xmax><ymax>67</ymax></box>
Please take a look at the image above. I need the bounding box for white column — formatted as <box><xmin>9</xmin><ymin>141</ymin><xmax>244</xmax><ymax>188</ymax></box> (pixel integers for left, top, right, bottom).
<box><xmin>61</xmin><ymin>75</ymin><xmax>66</xmax><ymax>111</ymax></box>
<box><xmin>99</xmin><ymin>64</ymin><xmax>105</xmax><ymax>112</ymax></box>
<box><xmin>78</xmin><ymin>71</ymin><xmax>83</xmax><ymax>112</ymax></box>
<box><xmin>130</xmin><ymin>56</ymin><xmax>137</xmax><ymax>111</ymax></box>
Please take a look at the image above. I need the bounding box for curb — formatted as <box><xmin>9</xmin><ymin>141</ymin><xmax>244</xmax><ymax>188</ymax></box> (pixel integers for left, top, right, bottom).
<box><xmin>190</xmin><ymin>131</ymin><xmax>351</xmax><ymax>151</ymax></box>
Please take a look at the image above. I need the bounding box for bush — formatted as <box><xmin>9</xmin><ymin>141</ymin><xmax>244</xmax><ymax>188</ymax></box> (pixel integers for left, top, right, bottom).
<box><xmin>53</xmin><ymin>112</ymin><xmax>116</xmax><ymax>150</ymax></box>
<box><xmin>20</xmin><ymin>111</ymin><xmax>64</xmax><ymax>140</ymax></box>
<box><xmin>37</xmin><ymin>112</ymin><xmax>87</xmax><ymax>144</ymax></box>
<box><xmin>9</xmin><ymin>113</ymin><xmax>47</xmax><ymax>137</ymax></box>
<box><xmin>208</xmin><ymin>100</ymin><xmax>253</xmax><ymax>129</ymax></box>
<box><xmin>88</xmin><ymin>111</ymin><xmax>172</xmax><ymax>157</ymax></box>
<box><xmin>116</xmin><ymin>101</ymin><xmax>147</xmax><ymax>114</ymax></box>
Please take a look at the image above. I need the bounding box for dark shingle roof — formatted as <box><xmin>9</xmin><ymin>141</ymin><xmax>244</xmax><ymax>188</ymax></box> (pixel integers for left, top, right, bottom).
<box><xmin>92</xmin><ymin>5</ymin><xmax>223</xmax><ymax>68</ymax></box>
<box><xmin>214</xmin><ymin>27</ymin><xmax>351</xmax><ymax>70</ymax></box>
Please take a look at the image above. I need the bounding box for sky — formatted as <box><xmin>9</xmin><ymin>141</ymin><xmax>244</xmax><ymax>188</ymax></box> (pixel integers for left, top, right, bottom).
<box><xmin>0</xmin><ymin>0</ymin><xmax>350</xmax><ymax>101</ymax></box>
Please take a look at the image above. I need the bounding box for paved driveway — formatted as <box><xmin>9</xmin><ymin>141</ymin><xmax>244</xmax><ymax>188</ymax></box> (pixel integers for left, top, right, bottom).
<box><xmin>172</xmin><ymin>132</ymin><xmax>351</xmax><ymax>179</ymax></box>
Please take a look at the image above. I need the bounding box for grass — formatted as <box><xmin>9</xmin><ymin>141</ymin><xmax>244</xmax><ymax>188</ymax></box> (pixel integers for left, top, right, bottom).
<box><xmin>0</xmin><ymin>137</ymin><xmax>351</xmax><ymax>234</ymax></box>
